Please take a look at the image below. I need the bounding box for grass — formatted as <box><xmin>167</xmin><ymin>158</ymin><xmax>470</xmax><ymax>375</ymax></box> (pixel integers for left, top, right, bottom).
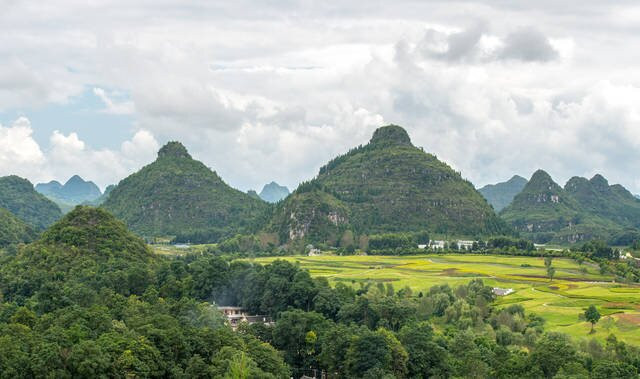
<box><xmin>249</xmin><ymin>254</ymin><xmax>640</xmax><ymax>345</ymax></box>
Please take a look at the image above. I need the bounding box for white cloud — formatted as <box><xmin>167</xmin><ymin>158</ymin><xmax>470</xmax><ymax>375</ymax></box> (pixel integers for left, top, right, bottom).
<box><xmin>93</xmin><ymin>87</ymin><xmax>135</xmax><ymax>114</ymax></box>
<box><xmin>0</xmin><ymin>118</ymin><xmax>45</xmax><ymax>178</ymax></box>
<box><xmin>1</xmin><ymin>1</ymin><xmax>640</xmax><ymax>193</ymax></box>
<box><xmin>0</xmin><ymin>117</ymin><xmax>158</xmax><ymax>189</ymax></box>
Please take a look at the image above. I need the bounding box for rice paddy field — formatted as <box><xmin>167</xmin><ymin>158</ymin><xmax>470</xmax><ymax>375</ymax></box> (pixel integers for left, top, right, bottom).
<box><xmin>251</xmin><ymin>254</ymin><xmax>640</xmax><ymax>345</ymax></box>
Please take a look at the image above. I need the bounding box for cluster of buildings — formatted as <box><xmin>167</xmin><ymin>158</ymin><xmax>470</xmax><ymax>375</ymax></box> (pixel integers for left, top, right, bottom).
<box><xmin>419</xmin><ymin>240</ymin><xmax>476</xmax><ymax>250</ymax></box>
<box><xmin>217</xmin><ymin>306</ymin><xmax>273</xmax><ymax>330</ymax></box>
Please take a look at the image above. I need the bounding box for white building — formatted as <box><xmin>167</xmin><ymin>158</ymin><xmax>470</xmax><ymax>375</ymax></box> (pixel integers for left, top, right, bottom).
<box><xmin>217</xmin><ymin>306</ymin><xmax>273</xmax><ymax>330</ymax></box>
<box><xmin>429</xmin><ymin>240</ymin><xmax>446</xmax><ymax>249</ymax></box>
<box><xmin>492</xmin><ymin>288</ymin><xmax>514</xmax><ymax>296</ymax></box>
<box><xmin>456</xmin><ymin>240</ymin><xmax>475</xmax><ymax>250</ymax></box>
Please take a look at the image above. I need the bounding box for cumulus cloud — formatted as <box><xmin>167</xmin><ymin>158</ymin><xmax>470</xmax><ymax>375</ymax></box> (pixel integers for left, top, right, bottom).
<box><xmin>0</xmin><ymin>117</ymin><xmax>158</xmax><ymax>189</ymax></box>
<box><xmin>0</xmin><ymin>118</ymin><xmax>45</xmax><ymax>178</ymax></box>
<box><xmin>417</xmin><ymin>23</ymin><xmax>558</xmax><ymax>64</ymax></box>
<box><xmin>419</xmin><ymin>22</ymin><xmax>489</xmax><ymax>62</ymax></box>
<box><xmin>0</xmin><ymin>0</ymin><xmax>640</xmax><ymax>194</ymax></box>
<box><xmin>499</xmin><ymin>27</ymin><xmax>559</xmax><ymax>62</ymax></box>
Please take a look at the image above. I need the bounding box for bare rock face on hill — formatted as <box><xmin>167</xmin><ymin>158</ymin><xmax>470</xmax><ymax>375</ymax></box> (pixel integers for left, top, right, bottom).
<box><xmin>102</xmin><ymin>141</ymin><xmax>268</xmax><ymax>242</ymax></box>
<box><xmin>266</xmin><ymin>125</ymin><xmax>509</xmax><ymax>244</ymax></box>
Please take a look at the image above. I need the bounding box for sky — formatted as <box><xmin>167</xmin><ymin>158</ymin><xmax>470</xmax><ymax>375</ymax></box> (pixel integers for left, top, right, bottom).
<box><xmin>1</xmin><ymin>1</ymin><xmax>640</xmax><ymax>194</ymax></box>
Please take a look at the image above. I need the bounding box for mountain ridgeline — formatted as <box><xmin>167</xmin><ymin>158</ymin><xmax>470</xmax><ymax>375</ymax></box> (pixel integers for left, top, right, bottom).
<box><xmin>0</xmin><ymin>175</ymin><xmax>62</xmax><ymax>230</ymax></box>
<box><xmin>478</xmin><ymin>175</ymin><xmax>528</xmax><ymax>212</ymax></box>
<box><xmin>36</xmin><ymin>175</ymin><xmax>102</xmax><ymax>205</ymax></box>
<box><xmin>102</xmin><ymin>141</ymin><xmax>269</xmax><ymax>242</ymax></box>
<box><xmin>501</xmin><ymin>170</ymin><xmax>640</xmax><ymax>244</ymax></box>
<box><xmin>266</xmin><ymin>125</ymin><xmax>510</xmax><ymax>245</ymax></box>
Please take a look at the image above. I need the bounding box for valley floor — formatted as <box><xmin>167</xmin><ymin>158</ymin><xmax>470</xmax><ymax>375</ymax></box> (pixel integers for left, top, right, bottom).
<box><xmin>251</xmin><ymin>254</ymin><xmax>640</xmax><ymax>345</ymax></box>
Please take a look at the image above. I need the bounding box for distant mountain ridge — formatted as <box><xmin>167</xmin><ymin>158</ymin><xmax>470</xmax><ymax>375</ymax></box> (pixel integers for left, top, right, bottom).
<box><xmin>102</xmin><ymin>141</ymin><xmax>269</xmax><ymax>242</ymax></box>
<box><xmin>259</xmin><ymin>182</ymin><xmax>290</xmax><ymax>203</ymax></box>
<box><xmin>0</xmin><ymin>175</ymin><xmax>62</xmax><ymax>230</ymax></box>
<box><xmin>83</xmin><ymin>184</ymin><xmax>115</xmax><ymax>206</ymax></box>
<box><xmin>36</xmin><ymin>175</ymin><xmax>102</xmax><ymax>205</ymax></box>
<box><xmin>500</xmin><ymin>170</ymin><xmax>640</xmax><ymax>243</ymax></box>
<box><xmin>266</xmin><ymin>125</ymin><xmax>510</xmax><ymax>245</ymax></box>
<box><xmin>478</xmin><ymin>175</ymin><xmax>528</xmax><ymax>212</ymax></box>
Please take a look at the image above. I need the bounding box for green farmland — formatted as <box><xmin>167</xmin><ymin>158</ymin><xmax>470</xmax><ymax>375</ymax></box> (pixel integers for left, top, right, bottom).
<box><xmin>251</xmin><ymin>254</ymin><xmax>640</xmax><ymax>345</ymax></box>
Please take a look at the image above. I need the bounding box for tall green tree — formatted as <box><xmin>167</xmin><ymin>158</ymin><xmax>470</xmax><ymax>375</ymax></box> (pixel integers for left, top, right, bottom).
<box><xmin>584</xmin><ymin>305</ymin><xmax>601</xmax><ymax>334</ymax></box>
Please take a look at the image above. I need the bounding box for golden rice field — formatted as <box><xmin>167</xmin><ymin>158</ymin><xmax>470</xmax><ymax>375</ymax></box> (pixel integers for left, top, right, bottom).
<box><xmin>251</xmin><ymin>254</ymin><xmax>640</xmax><ymax>345</ymax></box>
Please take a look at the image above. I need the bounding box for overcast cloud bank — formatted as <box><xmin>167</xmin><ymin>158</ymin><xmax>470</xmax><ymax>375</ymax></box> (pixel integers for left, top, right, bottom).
<box><xmin>1</xmin><ymin>1</ymin><xmax>639</xmax><ymax>192</ymax></box>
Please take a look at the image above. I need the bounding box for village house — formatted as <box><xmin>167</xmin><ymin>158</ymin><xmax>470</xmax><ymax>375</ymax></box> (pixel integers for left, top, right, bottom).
<box><xmin>306</xmin><ymin>244</ymin><xmax>322</xmax><ymax>256</ymax></box>
<box><xmin>456</xmin><ymin>240</ymin><xmax>475</xmax><ymax>250</ymax></box>
<box><xmin>217</xmin><ymin>306</ymin><xmax>274</xmax><ymax>330</ymax></box>
<box><xmin>429</xmin><ymin>240</ymin><xmax>446</xmax><ymax>249</ymax></box>
<box><xmin>492</xmin><ymin>287</ymin><xmax>514</xmax><ymax>296</ymax></box>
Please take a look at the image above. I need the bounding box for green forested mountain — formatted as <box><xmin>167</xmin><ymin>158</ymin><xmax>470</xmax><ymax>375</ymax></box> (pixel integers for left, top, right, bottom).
<box><xmin>501</xmin><ymin>170</ymin><xmax>640</xmax><ymax>243</ymax></box>
<box><xmin>0</xmin><ymin>176</ymin><xmax>62</xmax><ymax>230</ymax></box>
<box><xmin>478</xmin><ymin>175</ymin><xmax>528</xmax><ymax>212</ymax></box>
<box><xmin>259</xmin><ymin>181</ymin><xmax>290</xmax><ymax>203</ymax></box>
<box><xmin>501</xmin><ymin>170</ymin><xmax>586</xmax><ymax>243</ymax></box>
<box><xmin>0</xmin><ymin>207</ymin><xmax>36</xmax><ymax>247</ymax></box>
<box><xmin>102</xmin><ymin>141</ymin><xmax>269</xmax><ymax>241</ymax></box>
<box><xmin>267</xmin><ymin>125</ymin><xmax>509</xmax><ymax>244</ymax></box>
<box><xmin>565</xmin><ymin>174</ymin><xmax>640</xmax><ymax>228</ymax></box>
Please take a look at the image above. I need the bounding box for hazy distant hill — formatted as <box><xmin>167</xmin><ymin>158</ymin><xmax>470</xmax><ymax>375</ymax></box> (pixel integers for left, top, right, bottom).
<box><xmin>0</xmin><ymin>176</ymin><xmax>62</xmax><ymax>230</ymax></box>
<box><xmin>83</xmin><ymin>184</ymin><xmax>115</xmax><ymax>206</ymax></box>
<box><xmin>478</xmin><ymin>175</ymin><xmax>528</xmax><ymax>212</ymax></box>
<box><xmin>259</xmin><ymin>182</ymin><xmax>290</xmax><ymax>203</ymax></box>
<box><xmin>102</xmin><ymin>142</ymin><xmax>269</xmax><ymax>241</ymax></box>
<box><xmin>36</xmin><ymin>175</ymin><xmax>102</xmax><ymax>205</ymax></box>
<box><xmin>267</xmin><ymin>125</ymin><xmax>509</xmax><ymax>244</ymax></box>
<box><xmin>501</xmin><ymin>170</ymin><xmax>640</xmax><ymax>243</ymax></box>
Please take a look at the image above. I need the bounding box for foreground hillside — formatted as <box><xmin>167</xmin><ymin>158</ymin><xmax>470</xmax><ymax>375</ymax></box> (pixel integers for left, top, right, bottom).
<box><xmin>1</xmin><ymin>206</ymin><xmax>638</xmax><ymax>377</ymax></box>
<box><xmin>103</xmin><ymin>141</ymin><xmax>269</xmax><ymax>241</ymax></box>
<box><xmin>501</xmin><ymin>170</ymin><xmax>640</xmax><ymax>243</ymax></box>
<box><xmin>267</xmin><ymin>125</ymin><xmax>509</xmax><ymax>244</ymax></box>
<box><xmin>0</xmin><ymin>206</ymin><xmax>288</xmax><ymax>377</ymax></box>
<box><xmin>0</xmin><ymin>175</ymin><xmax>62</xmax><ymax>230</ymax></box>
